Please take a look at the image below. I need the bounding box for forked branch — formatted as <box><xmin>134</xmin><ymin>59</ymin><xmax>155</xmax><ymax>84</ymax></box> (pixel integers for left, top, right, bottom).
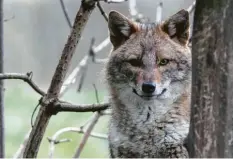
<box><xmin>23</xmin><ymin>0</ymin><xmax>97</xmax><ymax>157</ymax></box>
<box><xmin>0</xmin><ymin>73</ymin><xmax>45</xmax><ymax>96</ymax></box>
<box><xmin>48</xmin><ymin>126</ymin><xmax>107</xmax><ymax>158</ymax></box>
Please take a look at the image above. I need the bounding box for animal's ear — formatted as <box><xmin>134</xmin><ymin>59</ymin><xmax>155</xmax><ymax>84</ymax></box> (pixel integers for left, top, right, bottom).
<box><xmin>108</xmin><ymin>11</ymin><xmax>138</xmax><ymax>49</ymax></box>
<box><xmin>161</xmin><ymin>9</ymin><xmax>190</xmax><ymax>46</ymax></box>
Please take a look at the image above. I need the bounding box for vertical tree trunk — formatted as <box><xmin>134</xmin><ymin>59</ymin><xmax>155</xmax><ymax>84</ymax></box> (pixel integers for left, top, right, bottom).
<box><xmin>0</xmin><ymin>0</ymin><xmax>4</xmax><ymax>158</ymax></box>
<box><xmin>188</xmin><ymin>0</ymin><xmax>233</xmax><ymax>157</ymax></box>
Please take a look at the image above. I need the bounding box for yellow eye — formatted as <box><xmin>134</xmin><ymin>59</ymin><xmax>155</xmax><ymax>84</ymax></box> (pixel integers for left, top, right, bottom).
<box><xmin>158</xmin><ymin>59</ymin><xmax>169</xmax><ymax>66</ymax></box>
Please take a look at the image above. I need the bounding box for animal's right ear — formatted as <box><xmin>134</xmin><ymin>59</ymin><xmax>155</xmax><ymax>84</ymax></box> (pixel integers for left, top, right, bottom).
<box><xmin>108</xmin><ymin>11</ymin><xmax>138</xmax><ymax>49</ymax></box>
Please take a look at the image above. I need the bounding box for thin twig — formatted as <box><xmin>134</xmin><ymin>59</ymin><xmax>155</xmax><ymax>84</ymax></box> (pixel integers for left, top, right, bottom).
<box><xmin>97</xmin><ymin>1</ymin><xmax>108</xmax><ymax>22</ymax></box>
<box><xmin>73</xmin><ymin>112</ymin><xmax>102</xmax><ymax>158</ymax></box>
<box><xmin>59</xmin><ymin>55</ymin><xmax>89</xmax><ymax>96</ymax></box>
<box><xmin>59</xmin><ymin>0</ymin><xmax>72</xmax><ymax>28</ymax></box>
<box><xmin>187</xmin><ymin>0</ymin><xmax>196</xmax><ymax>14</ymax></box>
<box><xmin>79</xmin><ymin>114</ymin><xmax>96</xmax><ymax>130</ymax></box>
<box><xmin>92</xmin><ymin>37</ymin><xmax>110</xmax><ymax>53</ymax></box>
<box><xmin>48</xmin><ymin>126</ymin><xmax>107</xmax><ymax>158</ymax></box>
<box><xmin>100</xmin><ymin>109</ymin><xmax>112</xmax><ymax>115</ymax></box>
<box><xmin>47</xmin><ymin>137</ymin><xmax>71</xmax><ymax>145</ymax></box>
<box><xmin>93</xmin><ymin>58</ymin><xmax>108</xmax><ymax>64</ymax></box>
<box><xmin>60</xmin><ymin>2</ymin><xmax>110</xmax><ymax>93</ymax></box>
<box><xmin>76</xmin><ymin>38</ymin><xmax>95</xmax><ymax>92</ymax></box>
<box><xmin>60</xmin><ymin>37</ymin><xmax>110</xmax><ymax>95</ymax></box>
<box><xmin>76</xmin><ymin>61</ymin><xmax>89</xmax><ymax>92</ymax></box>
<box><xmin>187</xmin><ymin>0</ymin><xmax>196</xmax><ymax>45</ymax></box>
<box><xmin>155</xmin><ymin>2</ymin><xmax>163</xmax><ymax>23</ymax></box>
<box><xmin>73</xmin><ymin>82</ymin><xmax>103</xmax><ymax>158</ymax></box>
<box><xmin>0</xmin><ymin>73</ymin><xmax>45</xmax><ymax>96</ymax></box>
<box><xmin>92</xmin><ymin>38</ymin><xmax>111</xmax><ymax>64</ymax></box>
<box><xmin>93</xmin><ymin>84</ymin><xmax>100</xmax><ymax>103</ymax></box>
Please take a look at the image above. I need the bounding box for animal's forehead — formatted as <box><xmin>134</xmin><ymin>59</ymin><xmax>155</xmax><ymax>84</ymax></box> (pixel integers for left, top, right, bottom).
<box><xmin>135</xmin><ymin>25</ymin><xmax>168</xmax><ymax>46</ymax></box>
<box><xmin>136</xmin><ymin>29</ymin><xmax>172</xmax><ymax>55</ymax></box>
<box><xmin>119</xmin><ymin>24</ymin><xmax>184</xmax><ymax>59</ymax></box>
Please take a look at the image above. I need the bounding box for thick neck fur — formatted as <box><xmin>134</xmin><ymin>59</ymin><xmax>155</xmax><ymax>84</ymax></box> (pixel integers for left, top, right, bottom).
<box><xmin>109</xmin><ymin>82</ymin><xmax>190</xmax><ymax>135</ymax></box>
<box><xmin>108</xmin><ymin>83</ymin><xmax>191</xmax><ymax>158</ymax></box>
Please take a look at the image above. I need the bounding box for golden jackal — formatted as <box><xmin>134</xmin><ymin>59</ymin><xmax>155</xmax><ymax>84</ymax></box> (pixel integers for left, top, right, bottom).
<box><xmin>106</xmin><ymin>9</ymin><xmax>191</xmax><ymax>158</ymax></box>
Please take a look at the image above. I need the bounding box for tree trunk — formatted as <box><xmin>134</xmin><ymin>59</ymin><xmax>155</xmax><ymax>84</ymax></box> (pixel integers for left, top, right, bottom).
<box><xmin>187</xmin><ymin>0</ymin><xmax>233</xmax><ymax>157</ymax></box>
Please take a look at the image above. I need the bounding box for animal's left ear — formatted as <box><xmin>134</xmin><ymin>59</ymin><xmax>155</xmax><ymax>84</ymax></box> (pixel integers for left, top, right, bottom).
<box><xmin>161</xmin><ymin>9</ymin><xmax>190</xmax><ymax>46</ymax></box>
<box><xmin>108</xmin><ymin>11</ymin><xmax>138</xmax><ymax>49</ymax></box>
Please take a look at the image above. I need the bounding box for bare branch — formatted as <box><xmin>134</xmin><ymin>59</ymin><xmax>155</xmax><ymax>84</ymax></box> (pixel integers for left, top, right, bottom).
<box><xmin>97</xmin><ymin>1</ymin><xmax>108</xmax><ymax>22</ymax></box>
<box><xmin>93</xmin><ymin>84</ymin><xmax>100</xmax><ymax>103</ymax></box>
<box><xmin>73</xmin><ymin>82</ymin><xmax>103</xmax><ymax>158</ymax></box>
<box><xmin>92</xmin><ymin>37</ymin><xmax>110</xmax><ymax>53</ymax></box>
<box><xmin>60</xmin><ymin>1</ymin><xmax>111</xmax><ymax>93</ymax></box>
<box><xmin>73</xmin><ymin>112</ymin><xmax>102</xmax><ymax>158</ymax></box>
<box><xmin>48</xmin><ymin>126</ymin><xmax>107</xmax><ymax>158</ymax></box>
<box><xmin>76</xmin><ymin>38</ymin><xmax>95</xmax><ymax>92</ymax></box>
<box><xmin>60</xmin><ymin>37</ymin><xmax>110</xmax><ymax>95</ymax></box>
<box><xmin>0</xmin><ymin>73</ymin><xmax>45</xmax><ymax>96</ymax></box>
<box><xmin>76</xmin><ymin>64</ymin><xmax>89</xmax><ymax>92</ymax></box>
<box><xmin>60</xmin><ymin>55</ymin><xmax>89</xmax><ymax>96</ymax></box>
<box><xmin>23</xmin><ymin>0</ymin><xmax>97</xmax><ymax>157</ymax></box>
<box><xmin>47</xmin><ymin>137</ymin><xmax>71</xmax><ymax>145</ymax></box>
<box><xmin>100</xmin><ymin>109</ymin><xmax>112</xmax><ymax>115</ymax></box>
<box><xmin>187</xmin><ymin>0</ymin><xmax>196</xmax><ymax>14</ymax></box>
<box><xmin>187</xmin><ymin>0</ymin><xmax>196</xmax><ymax>45</ymax></box>
<box><xmin>59</xmin><ymin>0</ymin><xmax>72</xmax><ymax>28</ymax></box>
<box><xmin>155</xmin><ymin>2</ymin><xmax>163</xmax><ymax>23</ymax></box>
<box><xmin>93</xmin><ymin>58</ymin><xmax>108</xmax><ymax>64</ymax></box>
<box><xmin>54</xmin><ymin>102</ymin><xmax>109</xmax><ymax>113</ymax></box>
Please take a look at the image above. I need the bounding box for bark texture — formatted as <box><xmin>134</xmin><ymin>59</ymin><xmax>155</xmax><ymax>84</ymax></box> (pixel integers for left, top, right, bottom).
<box><xmin>188</xmin><ymin>0</ymin><xmax>233</xmax><ymax>157</ymax></box>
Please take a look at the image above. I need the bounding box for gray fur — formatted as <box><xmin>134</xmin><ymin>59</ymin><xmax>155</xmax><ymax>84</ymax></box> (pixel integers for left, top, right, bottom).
<box><xmin>106</xmin><ymin>10</ymin><xmax>191</xmax><ymax>158</ymax></box>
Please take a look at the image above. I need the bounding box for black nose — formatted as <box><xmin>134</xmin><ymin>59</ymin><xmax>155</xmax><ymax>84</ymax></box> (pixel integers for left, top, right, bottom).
<box><xmin>142</xmin><ymin>82</ymin><xmax>156</xmax><ymax>94</ymax></box>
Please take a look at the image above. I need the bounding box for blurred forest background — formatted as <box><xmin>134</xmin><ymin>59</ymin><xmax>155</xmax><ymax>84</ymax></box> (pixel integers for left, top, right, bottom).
<box><xmin>4</xmin><ymin>0</ymin><xmax>194</xmax><ymax>158</ymax></box>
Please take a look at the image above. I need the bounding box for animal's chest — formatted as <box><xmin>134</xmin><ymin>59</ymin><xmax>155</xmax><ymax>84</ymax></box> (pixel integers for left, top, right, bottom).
<box><xmin>109</xmin><ymin>122</ymin><xmax>189</xmax><ymax>158</ymax></box>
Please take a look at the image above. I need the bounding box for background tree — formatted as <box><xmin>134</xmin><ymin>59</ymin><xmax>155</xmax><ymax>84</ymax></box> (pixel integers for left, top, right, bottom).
<box><xmin>188</xmin><ymin>0</ymin><xmax>233</xmax><ymax>157</ymax></box>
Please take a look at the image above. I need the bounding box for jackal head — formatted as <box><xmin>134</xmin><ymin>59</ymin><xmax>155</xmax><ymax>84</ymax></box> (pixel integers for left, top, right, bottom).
<box><xmin>106</xmin><ymin>10</ymin><xmax>191</xmax><ymax>103</ymax></box>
